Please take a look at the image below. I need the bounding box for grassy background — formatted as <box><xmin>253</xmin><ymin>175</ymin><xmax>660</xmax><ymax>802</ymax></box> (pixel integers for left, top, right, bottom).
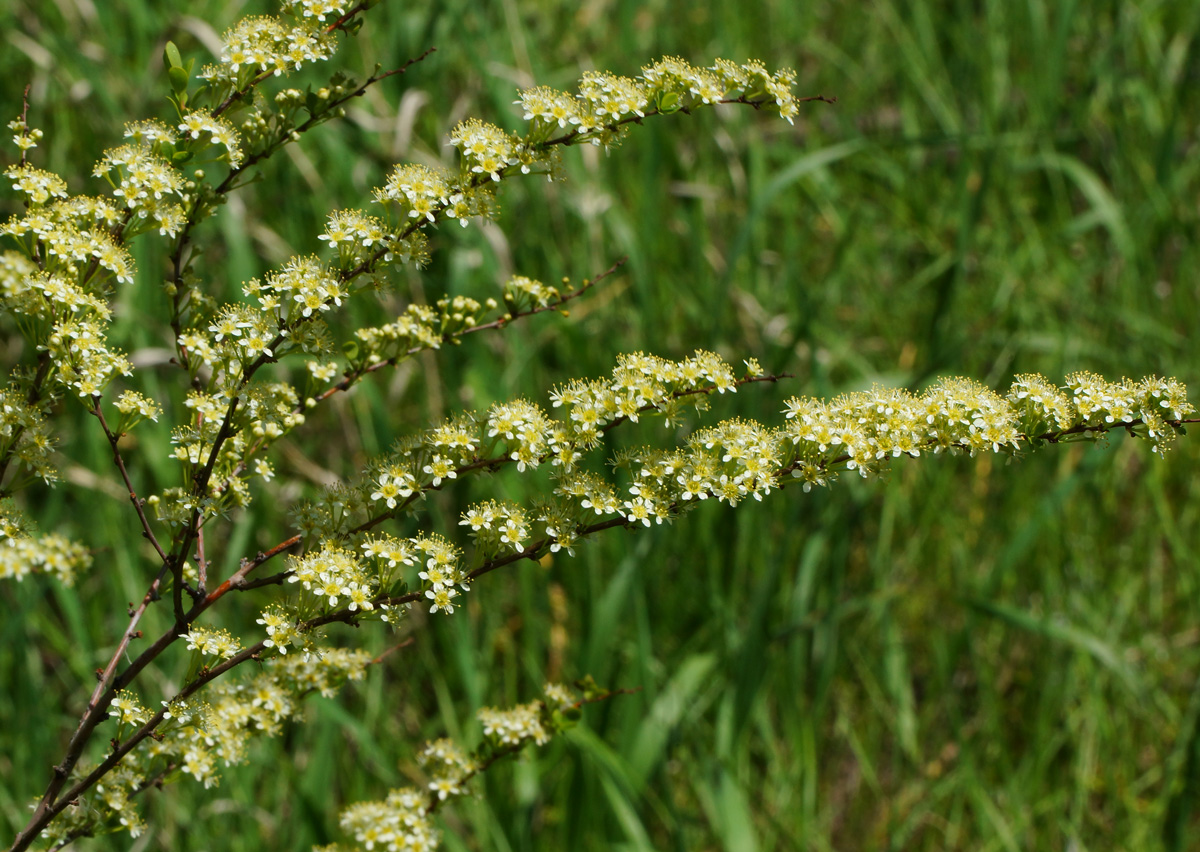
<box><xmin>3</xmin><ymin>0</ymin><xmax>1200</xmax><ymax>849</ymax></box>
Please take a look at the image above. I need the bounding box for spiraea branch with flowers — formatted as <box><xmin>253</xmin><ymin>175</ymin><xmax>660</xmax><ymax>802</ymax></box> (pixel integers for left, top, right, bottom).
<box><xmin>0</xmin><ymin>1</ymin><xmax>1193</xmax><ymax>850</ymax></box>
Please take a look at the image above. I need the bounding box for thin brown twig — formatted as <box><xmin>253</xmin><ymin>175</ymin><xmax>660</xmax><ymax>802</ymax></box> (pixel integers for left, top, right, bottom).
<box><xmin>200</xmin><ymin>535</ymin><xmax>303</xmax><ymax>608</ymax></box>
<box><xmin>21</xmin><ymin>576</ymin><xmax>422</xmax><ymax>847</ymax></box>
<box><xmin>324</xmin><ymin>2</ymin><xmax>369</xmax><ymax>34</ymax></box>
<box><xmin>371</xmin><ymin>638</ymin><xmax>415</xmax><ymax>666</ymax></box>
<box><xmin>57</xmin><ymin>402</ymin><xmax>178</xmax><ymax>818</ymax></box>
<box><xmin>164</xmin><ymin>395</ymin><xmax>244</xmax><ymax>616</ymax></box>
<box><xmin>18</xmin><ymin>86</ymin><xmax>31</xmax><ymax>169</ymax></box>
<box><xmin>13</xmin><ymin>395</ymin><xmax>280</xmax><ymax>850</ymax></box>
<box><xmin>195</xmin><ymin>526</ymin><xmax>208</xmax><ymax>595</ymax></box>
<box><xmin>25</xmin><ymin>570</ymin><xmax>170</xmax><ymax>852</ymax></box>
<box><xmin>89</xmin><ymin>402</ymin><xmax>169</xmax><ymax>565</ymax></box>
<box><xmin>11</xmin><ymin>639</ymin><xmax>270</xmax><ymax>852</ymax></box>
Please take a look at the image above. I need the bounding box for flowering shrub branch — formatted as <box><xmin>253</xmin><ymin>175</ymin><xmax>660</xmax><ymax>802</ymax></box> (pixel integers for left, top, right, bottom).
<box><xmin>303</xmin><ymin>256</ymin><xmax>630</xmax><ymax>416</ymax></box>
<box><xmin>0</xmin><ymin>0</ymin><xmax>1191</xmax><ymax>850</ymax></box>
<box><xmin>323</xmin><ymin>682</ymin><xmax>636</xmax><ymax>852</ymax></box>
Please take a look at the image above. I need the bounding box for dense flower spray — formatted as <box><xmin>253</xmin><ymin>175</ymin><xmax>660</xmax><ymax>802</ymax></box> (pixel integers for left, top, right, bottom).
<box><xmin>0</xmin><ymin>1</ymin><xmax>1191</xmax><ymax>850</ymax></box>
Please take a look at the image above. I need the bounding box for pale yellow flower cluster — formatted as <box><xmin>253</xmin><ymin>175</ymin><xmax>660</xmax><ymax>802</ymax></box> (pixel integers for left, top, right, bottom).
<box><xmin>272</xmin><ymin>530</ymin><xmax>467</xmax><ymax>632</ymax></box>
<box><xmin>478</xmin><ymin>700</ymin><xmax>551</xmax><ymax>746</ymax></box>
<box><xmin>91</xmin><ymin>144</ymin><xmax>187</xmax><ymax>233</ymax></box>
<box><xmin>257</xmin><ymin>603</ymin><xmax>302</xmax><ymax>654</ymax></box>
<box><xmin>48</xmin><ymin>316</ymin><xmax>134</xmax><ymax>399</ymax></box>
<box><xmin>1058</xmin><ymin>372</ymin><xmax>1190</xmax><ymax>454</ymax></box>
<box><xmin>181</xmin><ymin>626</ymin><xmax>243</xmax><ymax>660</ymax></box>
<box><xmin>1</xmin><ymin>155</ymin><xmax>144</xmax><ymax>407</ymax></box>
<box><xmin>290</xmin><ymin>0</ymin><xmax>348</xmax><ymax>23</ymax></box>
<box><xmin>4</xmin><ymin>164</ymin><xmax>67</xmax><ymax>204</ymax></box>
<box><xmin>354</xmin><ymin>302</ymin><xmax>446</xmax><ymax>357</ymax></box>
<box><xmin>0</xmin><ymin>389</ymin><xmax>57</xmax><ymax>485</ymax></box>
<box><xmin>8</xmin><ymin>117</ymin><xmax>43</xmax><ymax>151</ymax></box>
<box><xmin>152</xmin><ymin>382</ymin><xmax>302</xmax><ymax>522</ymax></box>
<box><xmin>310</xmin><ymin>352</ymin><xmax>748</xmax><ymax>569</ymax></box>
<box><xmin>0</xmin><ymin>528</ymin><xmax>92</xmax><ymax>586</ymax></box>
<box><xmin>93</xmin><ymin>648</ymin><xmax>371</xmax><ymax>834</ymax></box>
<box><xmin>287</xmin><ymin>543</ymin><xmax>376</xmax><ymax>612</ymax></box>
<box><xmin>326</xmin><ymin>684</ymin><xmax>584</xmax><ymax>852</ymax></box>
<box><xmin>201</xmin><ymin>11</ymin><xmax>339</xmax><ymax>84</ymax></box>
<box><xmin>419</xmin><ymin>738</ymin><xmax>476</xmax><ymax>801</ymax></box>
<box><xmin>353</xmin><ymin>278</ymin><xmax>566</xmax><ymax>367</ymax></box>
<box><xmin>175</xmin><ymin>109</ymin><xmax>245</xmax><ymax>168</ymax></box>
<box><xmin>312</xmin><ymin>57</ymin><xmax>804</xmax><ymax>265</ymax></box>
<box><xmin>319</xmin><ymin>208</ymin><xmax>390</xmax><ymax>254</ymax></box>
<box><xmin>71</xmin><ymin>647</ymin><xmax>371</xmax><ymax>842</ymax></box>
<box><xmin>336</xmin><ymin>788</ymin><xmax>439</xmax><ymax>852</ymax></box>
<box><xmin>519</xmin><ymin>56</ymin><xmax>801</xmax><ymax>143</ymax></box>
<box><xmin>450</xmin><ymin>118</ymin><xmax>523</xmax><ymax>181</ymax></box>
<box><xmin>381</xmin><ymin>359</ymin><xmax>1192</xmax><ymax>571</ymax></box>
<box><xmin>504</xmin><ymin>274</ymin><xmax>562</xmax><ymax>309</ymax></box>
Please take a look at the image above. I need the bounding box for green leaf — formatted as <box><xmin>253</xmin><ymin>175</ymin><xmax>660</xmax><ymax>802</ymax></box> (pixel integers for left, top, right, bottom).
<box><xmin>163</xmin><ymin>41</ymin><xmax>183</xmax><ymax>70</ymax></box>
<box><xmin>168</xmin><ymin>66</ymin><xmax>190</xmax><ymax>97</ymax></box>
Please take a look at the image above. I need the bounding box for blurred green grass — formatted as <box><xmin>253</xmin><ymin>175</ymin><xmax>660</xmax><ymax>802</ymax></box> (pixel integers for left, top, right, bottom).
<box><xmin>2</xmin><ymin>0</ymin><xmax>1200</xmax><ymax>849</ymax></box>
